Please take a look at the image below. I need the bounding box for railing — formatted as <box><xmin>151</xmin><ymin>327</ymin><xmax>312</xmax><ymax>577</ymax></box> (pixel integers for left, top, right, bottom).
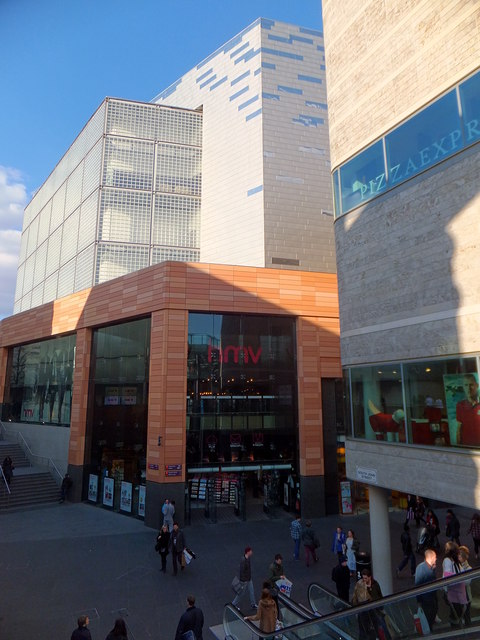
<box><xmin>224</xmin><ymin>567</ymin><xmax>480</xmax><ymax>640</ymax></box>
<box><xmin>0</xmin><ymin>465</ymin><xmax>11</xmax><ymax>495</ymax></box>
<box><xmin>0</xmin><ymin>421</ymin><xmax>63</xmax><ymax>484</ymax></box>
<box><xmin>308</xmin><ymin>582</ymin><xmax>351</xmax><ymax>615</ymax></box>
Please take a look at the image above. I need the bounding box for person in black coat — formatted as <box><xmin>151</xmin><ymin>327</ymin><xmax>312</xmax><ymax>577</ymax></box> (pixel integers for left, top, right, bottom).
<box><xmin>170</xmin><ymin>522</ymin><xmax>186</xmax><ymax>576</ymax></box>
<box><xmin>71</xmin><ymin>615</ymin><xmax>92</xmax><ymax>640</ymax></box>
<box><xmin>175</xmin><ymin>595</ymin><xmax>204</xmax><ymax>640</ymax></box>
<box><xmin>156</xmin><ymin>524</ymin><xmax>170</xmax><ymax>572</ymax></box>
<box><xmin>446</xmin><ymin>509</ymin><xmax>461</xmax><ymax>544</ymax></box>
<box><xmin>331</xmin><ymin>555</ymin><xmax>351</xmax><ymax>602</ymax></box>
<box><xmin>105</xmin><ymin>618</ymin><xmax>128</xmax><ymax>639</ymax></box>
<box><xmin>2</xmin><ymin>456</ymin><xmax>14</xmax><ymax>486</ymax></box>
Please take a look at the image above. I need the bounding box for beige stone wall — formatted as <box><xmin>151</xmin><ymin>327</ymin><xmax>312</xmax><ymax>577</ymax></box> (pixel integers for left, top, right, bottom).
<box><xmin>322</xmin><ymin>0</ymin><xmax>480</xmax><ymax>168</ymax></box>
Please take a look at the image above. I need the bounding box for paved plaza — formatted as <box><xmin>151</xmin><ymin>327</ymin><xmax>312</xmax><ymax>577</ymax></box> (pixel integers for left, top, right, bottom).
<box><xmin>0</xmin><ymin>502</ymin><xmax>475</xmax><ymax>639</ymax></box>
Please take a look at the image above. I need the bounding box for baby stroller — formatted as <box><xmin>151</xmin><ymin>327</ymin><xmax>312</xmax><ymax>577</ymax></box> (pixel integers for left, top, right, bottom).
<box><xmin>416</xmin><ymin>524</ymin><xmax>438</xmax><ymax>553</ymax></box>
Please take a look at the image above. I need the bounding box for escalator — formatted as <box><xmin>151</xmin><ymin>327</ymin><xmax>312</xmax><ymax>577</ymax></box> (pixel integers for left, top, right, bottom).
<box><xmin>223</xmin><ymin>567</ymin><xmax>480</xmax><ymax>639</ymax></box>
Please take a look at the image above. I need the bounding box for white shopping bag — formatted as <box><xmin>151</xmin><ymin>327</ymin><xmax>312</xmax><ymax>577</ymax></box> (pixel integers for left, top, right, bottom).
<box><xmin>276</xmin><ymin>578</ymin><xmax>293</xmax><ymax>598</ymax></box>
<box><xmin>183</xmin><ymin>549</ymin><xmax>193</xmax><ymax>565</ymax></box>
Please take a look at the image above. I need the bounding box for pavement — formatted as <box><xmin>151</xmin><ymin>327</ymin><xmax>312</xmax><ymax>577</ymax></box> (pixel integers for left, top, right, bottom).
<box><xmin>0</xmin><ymin>500</ymin><xmax>476</xmax><ymax>639</ymax></box>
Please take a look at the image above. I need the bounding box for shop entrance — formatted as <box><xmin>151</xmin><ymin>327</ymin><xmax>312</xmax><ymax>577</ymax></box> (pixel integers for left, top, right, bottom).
<box><xmin>185</xmin><ymin>465</ymin><xmax>298</xmax><ymax>524</ymax></box>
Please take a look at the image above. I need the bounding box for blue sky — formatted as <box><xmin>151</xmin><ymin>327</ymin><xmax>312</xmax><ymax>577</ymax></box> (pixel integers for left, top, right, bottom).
<box><xmin>0</xmin><ymin>0</ymin><xmax>322</xmax><ymax>318</ymax></box>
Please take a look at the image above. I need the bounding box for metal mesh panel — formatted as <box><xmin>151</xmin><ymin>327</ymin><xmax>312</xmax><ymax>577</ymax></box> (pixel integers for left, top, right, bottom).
<box><xmin>43</xmin><ymin>271</ymin><xmax>58</xmax><ymax>304</ymax></box>
<box><xmin>37</xmin><ymin>201</ymin><xmax>52</xmax><ymax>247</ymax></box>
<box><xmin>157</xmin><ymin>109</ymin><xmax>202</xmax><ymax>147</ymax></box>
<box><xmin>30</xmin><ymin>283</ymin><xmax>44</xmax><ymax>308</ymax></box>
<box><xmin>13</xmin><ymin>300</ymin><xmax>21</xmax><ymax>314</ymax></box>
<box><xmin>20</xmin><ymin>291</ymin><xmax>32</xmax><ymax>313</ymax></box>
<box><xmin>82</xmin><ymin>139</ymin><xmax>103</xmax><ymax>201</ymax></box>
<box><xmin>14</xmin><ymin>262</ymin><xmax>25</xmax><ymax>303</ymax></box>
<box><xmin>50</xmin><ymin>182</ymin><xmax>66</xmax><ymax>234</ymax></box>
<box><xmin>60</xmin><ymin>208</ymin><xmax>80</xmax><ymax>266</ymax></box>
<box><xmin>26</xmin><ymin>215</ymin><xmax>39</xmax><ymax>258</ymax></box>
<box><xmin>153</xmin><ymin>193</ymin><xmax>200</xmax><ymax>248</ymax></box>
<box><xmin>152</xmin><ymin>247</ymin><xmax>200</xmax><ymax>263</ymax></box>
<box><xmin>74</xmin><ymin>244</ymin><xmax>95</xmax><ymax>292</ymax></box>
<box><xmin>57</xmin><ymin>258</ymin><xmax>76</xmax><ymax>299</ymax></box>
<box><xmin>95</xmin><ymin>243</ymin><xmax>149</xmax><ymax>284</ymax></box>
<box><xmin>155</xmin><ymin>144</ymin><xmax>201</xmax><ymax>196</ymax></box>
<box><xmin>33</xmin><ymin>241</ymin><xmax>48</xmax><ymax>288</ymax></box>
<box><xmin>78</xmin><ymin>190</ymin><xmax>99</xmax><ymax>252</ymax></box>
<box><xmin>18</xmin><ymin>228</ymin><xmax>29</xmax><ymax>265</ymax></box>
<box><xmin>45</xmin><ymin>226</ymin><xmax>62</xmax><ymax>277</ymax></box>
<box><xmin>103</xmin><ymin>137</ymin><xmax>154</xmax><ymax>191</ymax></box>
<box><xmin>65</xmin><ymin>162</ymin><xmax>83</xmax><ymax>218</ymax></box>
<box><xmin>99</xmin><ymin>189</ymin><xmax>151</xmax><ymax>244</ymax></box>
<box><xmin>22</xmin><ymin>254</ymin><xmax>35</xmax><ymax>294</ymax></box>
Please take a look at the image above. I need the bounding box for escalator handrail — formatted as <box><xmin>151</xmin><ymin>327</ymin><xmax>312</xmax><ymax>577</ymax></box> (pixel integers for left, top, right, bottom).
<box><xmin>223</xmin><ymin>566</ymin><xmax>480</xmax><ymax>638</ymax></box>
<box><xmin>307</xmin><ymin>581</ymin><xmax>352</xmax><ymax>610</ymax></box>
<box><xmin>277</xmin><ymin>591</ymin><xmax>315</xmax><ymax>618</ymax></box>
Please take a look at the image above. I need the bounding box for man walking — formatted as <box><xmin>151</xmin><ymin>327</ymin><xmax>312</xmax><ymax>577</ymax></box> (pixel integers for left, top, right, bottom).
<box><xmin>232</xmin><ymin>547</ymin><xmax>257</xmax><ymax>611</ymax></box>
<box><xmin>71</xmin><ymin>615</ymin><xmax>92</xmax><ymax>640</ymax></box>
<box><xmin>396</xmin><ymin>523</ymin><xmax>416</xmax><ymax>577</ymax></box>
<box><xmin>290</xmin><ymin>514</ymin><xmax>302</xmax><ymax>560</ymax></box>
<box><xmin>415</xmin><ymin>549</ymin><xmax>438</xmax><ymax>632</ymax></box>
<box><xmin>331</xmin><ymin>555</ymin><xmax>350</xmax><ymax>603</ymax></box>
<box><xmin>170</xmin><ymin>522</ymin><xmax>186</xmax><ymax>576</ymax></box>
<box><xmin>162</xmin><ymin>498</ymin><xmax>175</xmax><ymax>532</ymax></box>
<box><xmin>175</xmin><ymin>595</ymin><xmax>204</xmax><ymax>640</ymax></box>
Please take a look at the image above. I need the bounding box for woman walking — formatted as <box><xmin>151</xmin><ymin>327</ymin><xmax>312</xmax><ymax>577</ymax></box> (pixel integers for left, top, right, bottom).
<box><xmin>345</xmin><ymin>529</ymin><xmax>359</xmax><ymax>577</ymax></box>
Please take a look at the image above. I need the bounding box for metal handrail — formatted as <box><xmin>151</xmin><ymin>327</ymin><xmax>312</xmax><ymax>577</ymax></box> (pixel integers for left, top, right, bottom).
<box><xmin>0</xmin><ymin>465</ymin><xmax>11</xmax><ymax>495</ymax></box>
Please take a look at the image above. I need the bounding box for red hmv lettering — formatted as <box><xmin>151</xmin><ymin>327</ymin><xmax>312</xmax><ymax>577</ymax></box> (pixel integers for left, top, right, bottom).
<box><xmin>208</xmin><ymin>344</ymin><xmax>262</xmax><ymax>364</ymax></box>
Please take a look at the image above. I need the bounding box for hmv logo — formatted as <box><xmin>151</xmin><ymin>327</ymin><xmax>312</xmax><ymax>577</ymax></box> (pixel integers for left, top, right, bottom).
<box><xmin>208</xmin><ymin>344</ymin><xmax>262</xmax><ymax>364</ymax></box>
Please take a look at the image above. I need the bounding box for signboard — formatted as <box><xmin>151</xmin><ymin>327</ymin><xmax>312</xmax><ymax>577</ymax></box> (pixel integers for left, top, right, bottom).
<box><xmin>122</xmin><ymin>386</ymin><xmax>137</xmax><ymax>405</ymax></box>
<box><xmin>120</xmin><ymin>481</ymin><xmax>132</xmax><ymax>512</ymax></box>
<box><xmin>165</xmin><ymin>470</ymin><xmax>182</xmax><ymax>477</ymax></box>
<box><xmin>148</xmin><ymin>463</ymin><xmax>159</xmax><ymax>470</ymax></box>
<box><xmin>88</xmin><ymin>474</ymin><xmax>98</xmax><ymax>502</ymax></box>
<box><xmin>165</xmin><ymin>464</ymin><xmax>182</xmax><ymax>470</ymax></box>
<box><xmin>340</xmin><ymin>480</ymin><xmax>353</xmax><ymax>514</ymax></box>
<box><xmin>104</xmin><ymin>387</ymin><xmax>120</xmax><ymax>405</ymax></box>
<box><xmin>138</xmin><ymin>485</ymin><xmax>146</xmax><ymax>517</ymax></box>
<box><xmin>103</xmin><ymin>477</ymin><xmax>114</xmax><ymax>507</ymax></box>
<box><xmin>356</xmin><ymin>467</ymin><xmax>377</xmax><ymax>484</ymax></box>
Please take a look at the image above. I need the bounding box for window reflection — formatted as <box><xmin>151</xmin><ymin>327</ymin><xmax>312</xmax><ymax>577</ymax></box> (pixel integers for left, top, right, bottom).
<box><xmin>339</xmin><ymin>140</ymin><xmax>386</xmax><ymax>213</ymax></box>
<box><xmin>460</xmin><ymin>73</ymin><xmax>480</xmax><ymax>144</ymax></box>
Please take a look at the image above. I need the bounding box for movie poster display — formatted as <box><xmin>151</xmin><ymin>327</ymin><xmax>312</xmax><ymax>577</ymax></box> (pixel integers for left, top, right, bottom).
<box><xmin>88</xmin><ymin>474</ymin><xmax>98</xmax><ymax>502</ymax></box>
<box><xmin>138</xmin><ymin>485</ymin><xmax>146</xmax><ymax>517</ymax></box>
<box><xmin>120</xmin><ymin>481</ymin><xmax>133</xmax><ymax>512</ymax></box>
<box><xmin>103</xmin><ymin>477</ymin><xmax>114</xmax><ymax>507</ymax></box>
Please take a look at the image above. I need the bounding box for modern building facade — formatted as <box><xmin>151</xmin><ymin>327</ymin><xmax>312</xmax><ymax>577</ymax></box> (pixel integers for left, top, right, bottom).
<box><xmin>14</xmin><ymin>99</ymin><xmax>202</xmax><ymax>314</ymax></box>
<box><xmin>322</xmin><ymin>0</ymin><xmax>480</xmax><ymax>592</ymax></box>
<box><xmin>154</xmin><ymin>17</ymin><xmax>335</xmax><ymax>273</ymax></box>
<box><xmin>1</xmin><ymin>262</ymin><xmax>341</xmax><ymax>526</ymax></box>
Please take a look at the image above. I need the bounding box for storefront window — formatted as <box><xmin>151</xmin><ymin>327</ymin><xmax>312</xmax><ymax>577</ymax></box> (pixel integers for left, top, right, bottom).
<box><xmin>350</xmin><ymin>364</ymin><xmax>405</xmax><ymax>442</ymax></box>
<box><xmin>339</xmin><ymin>140</ymin><xmax>386</xmax><ymax>213</ymax></box>
<box><xmin>2</xmin><ymin>334</ymin><xmax>76</xmax><ymax>426</ymax></box>
<box><xmin>460</xmin><ymin>71</ymin><xmax>480</xmax><ymax>145</ymax></box>
<box><xmin>187</xmin><ymin>313</ymin><xmax>297</xmax><ymax>468</ymax></box>
<box><xmin>86</xmin><ymin>317</ymin><xmax>150</xmax><ymax>515</ymax></box>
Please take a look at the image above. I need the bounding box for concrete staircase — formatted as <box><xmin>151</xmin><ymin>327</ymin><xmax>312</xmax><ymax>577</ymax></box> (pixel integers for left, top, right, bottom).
<box><xmin>0</xmin><ymin>441</ymin><xmax>60</xmax><ymax>510</ymax></box>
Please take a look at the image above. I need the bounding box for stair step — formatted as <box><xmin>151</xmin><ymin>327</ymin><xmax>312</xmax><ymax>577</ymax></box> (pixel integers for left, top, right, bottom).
<box><xmin>0</xmin><ymin>470</ymin><xmax>60</xmax><ymax>510</ymax></box>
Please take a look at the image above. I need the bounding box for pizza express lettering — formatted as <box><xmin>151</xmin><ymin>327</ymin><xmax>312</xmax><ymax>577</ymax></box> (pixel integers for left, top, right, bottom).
<box><xmin>208</xmin><ymin>344</ymin><xmax>262</xmax><ymax>364</ymax></box>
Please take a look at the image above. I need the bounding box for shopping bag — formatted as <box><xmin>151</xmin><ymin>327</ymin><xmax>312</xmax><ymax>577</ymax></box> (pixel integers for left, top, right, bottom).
<box><xmin>183</xmin><ymin>549</ymin><xmax>193</xmax><ymax>565</ymax></box>
<box><xmin>413</xmin><ymin>606</ymin><xmax>430</xmax><ymax>635</ymax></box>
<box><xmin>274</xmin><ymin>619</ymin><xmax>284</xmax><ymax>640</ymax></box>
<box><xmin>181</xmin><ymin>631</ymin><xmax>196</xmax><ymax>640</ymax></box>
<box><xmin>276</xmin><ymin>578</ymin><xmax>293</xmax><ymax>598</ymax></box>
<box><xmin>231</xmin><ymin>576</ymin><xmax>243</xmax><ymax>594</ymax></box>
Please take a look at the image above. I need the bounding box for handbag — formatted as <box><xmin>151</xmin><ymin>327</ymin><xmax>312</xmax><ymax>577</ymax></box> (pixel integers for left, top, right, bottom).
<box><xmin>231</xmin><ymin>576</ymin><xmax>243</xmax><ymax>594</ymax></box>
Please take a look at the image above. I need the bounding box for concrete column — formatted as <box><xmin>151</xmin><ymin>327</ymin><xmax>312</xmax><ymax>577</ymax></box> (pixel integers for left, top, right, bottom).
<box><xmin>368</xmin><ymin>485</ymin><xmax>393</xmax><ymax>595</ymax></box>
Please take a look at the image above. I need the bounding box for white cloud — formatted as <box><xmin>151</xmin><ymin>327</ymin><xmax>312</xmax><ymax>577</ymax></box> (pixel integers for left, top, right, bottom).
<box><xmin>0</xmin><ymin>167</ymin><xmax>27</xmax><ymax>318</ymax></box>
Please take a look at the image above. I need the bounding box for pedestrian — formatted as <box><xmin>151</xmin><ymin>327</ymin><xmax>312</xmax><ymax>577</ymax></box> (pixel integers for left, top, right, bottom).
<box><xmin>415</xmin><ymin>549</ymin><xmax>438</xmax><ymax>632</ymax></box>
<box><xmin>405</xmin><ymin>494</ymin><xmax>416</xmax><ymax>524</ymax></box>
<box><xmin>467</xmin><ymin>513</ymin><xmax>480</xmax><ymax>559</ymax></box>
<box><xmin>170</xmin><ymin>522</ymin><xmax>186</xmax><ymax>576</ymax></box>
<box><xmin>232</xmin><ymin>547</ymin><xmax>257</xmax><ymax>611</ymax></box>
<box><xmin>331</xmin><ymin>526</ymin><xmax>346</xmax><ymax>562</ymax></box>
<box><xmin>458</xmin><ymin>545</ymin><xmax>472</xmax><ymax>625</ymax></box>
<box><xmin>396</xmin><ymin>523</ymin><xmax>416</xmax><ymax>577</ymax></box>
<box><xmin>301</xmin><ymin>520</ymin><xmax>318</xmax><ymax>567</ymax></box>
<box><xmin>162</xmin><ymin>498</ymin><xmax>175</xmax><ymax>532</ymax></box>
<box><xmin>60</xmin><ymin>473</ymin><xmax>73</xmax><ymax>502</ymax></box>
<box><xmin>156</xmin><ymin>523</ymin><xmax>170</xmax><ymax>572</ymax></box>
<box><xmin>414</xmin><ymin>496</ymin><xmax>425</xmax><ymax>528</ymax></box>
<box><xmin>331</xmin><ymin>555</ymin><xmax>350</xmax><ymax>603</ymax></box>
<box><xmin>267</xmin><ymin>553</ymin><xmax>286</xmax><ymax>590</ymax></box>
<box><xmin>71</xmin><ymin>615</ymin><xmax>92</xmax><ymax>640</ymax></box>
<box><xmin>175</xmin><ymin>595</ymin><xmax>204</xmax><ymax>640</ymax></box>
<box><xmin>2</xmin><ymin>456</ymin><xmax>14</xmax><ymax>486</ymax></box>
<box><xmin>425</xmin><ymin>509</ymin><xmax>440</xmax><ymax>547</ymax></box>
<box><xmin>345</xmin><ymin>529</ymin><xmax>359</xmax><ymax>577</ymax></box>
<box><xmin>244</xmin><ymin>588</ymin><xmax>277</xmax><ymax>635</ymax></box>
<box><xmin>442</xmin><ymin>541</ymin><xmax>467</xmax><ymax>627</ymax></box>
<box><xmin>105</xmin><ymin>618</ymin><xmax>128</xmax><ymax>639</ymax></box>
<box><xmin>352</xmin><ymin>569</ymin><xmax>388</xmax><ymax>640</ymax></box>
<box><xmin>445</xmin><ymin>509</ymin><xmax>460</xmax><ymax>544</ymax></box>
<box><xmin>290</xmin><ymin>514</ymin><xmax>302</xmax><ymax>560</ymax></box>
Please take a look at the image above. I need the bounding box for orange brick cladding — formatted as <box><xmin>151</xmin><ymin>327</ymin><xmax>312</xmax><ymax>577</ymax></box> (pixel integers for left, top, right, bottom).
<box><xmin>0</xmin><ymin>262</ymin><xmax>340</xmax><ymax>484</ymax></box>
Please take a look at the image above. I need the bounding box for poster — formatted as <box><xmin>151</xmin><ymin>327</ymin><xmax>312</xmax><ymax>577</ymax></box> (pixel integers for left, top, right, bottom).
<box><xmin>443</xmin><ymin>373</ymin><xmax>480</xmax><ymax>446</ymax></box>
<box><xmin>138</xmin><ymin>485</ymin><xmax>146</xmax><ymax>517</ymax></box>
<box><xmin>103</xmin><ymin>477</ymin><xmax>114</xmax><ymax>507</ymax></box>
<box><xmin>120</xmin><ymin>481</ymin><xmax>132</xmax><ymax>512</ymax></box>
<box><xmin>122</xmin><ymin>386</ymin><xmax>137</xmax><ymax>405</ymax></box>
<box><xmin>88</xmin><ymin>474</ymin><xmax>98</xmax><ymax>502</ymax></box>
<box><xmin>340</xmin><ymin>480</ymin><xmax>353</xmax><ymax>514</ymax></box>
<box><xmin>104</xmin><ymin>387</ymin><xmax>120</xmax><ymax>405</ymax></box>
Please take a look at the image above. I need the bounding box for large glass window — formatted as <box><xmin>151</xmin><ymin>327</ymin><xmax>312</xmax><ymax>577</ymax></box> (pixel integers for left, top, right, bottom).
<box><xmin>386</xmin><ymin>90</ymin><xmax>461</xmax><ymax>185</ymax></box>
<box><xmin>460</xmin><ymin>72</ymin><xmax>480</xmax><ymax>145</ymax></box>
<box><xmin>3</xmin><ymin>334</ymin><xmax>76</xmax><ymax>426</ymax></box>
<box><xmin>86</xmin><ymin>318</ymin><xmax>150</xmax><ymax>514</ymax></box>
<box><xmin>339</xmin><ymin>140</ymin><xmax>386</xmax><ymax>213</ymax></box>
<box><xmin>187</xmin><ymin>313</ymin><xmax>297</xmax><ymax>468</ymax></box>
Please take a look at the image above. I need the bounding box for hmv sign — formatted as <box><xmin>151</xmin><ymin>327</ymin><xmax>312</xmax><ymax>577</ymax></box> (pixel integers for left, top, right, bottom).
<box><xmin>208</xmin><ymin>344</ymin><xmax>262</xmax><ymax>365</ymax></box>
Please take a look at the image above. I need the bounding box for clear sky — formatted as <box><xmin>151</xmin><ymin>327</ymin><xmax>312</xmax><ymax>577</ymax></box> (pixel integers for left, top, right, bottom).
<box><xmin>0</xmin><ymin>0</ymin><xmax>323</xmax><ymax>319</ymax></box>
